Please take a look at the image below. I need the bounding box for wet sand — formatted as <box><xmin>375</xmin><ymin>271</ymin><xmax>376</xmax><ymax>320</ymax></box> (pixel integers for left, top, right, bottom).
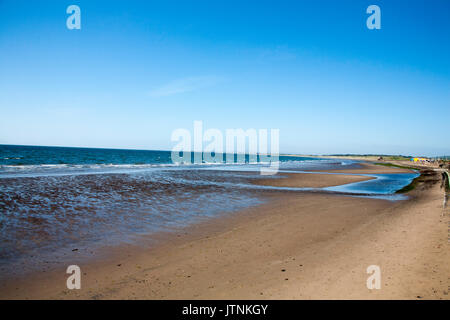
<box><xmin>255</xmin><ymin>172</ymin><xmax>375</xmax><ymax>188</ymax></box>
<box><xmin>0</xmin><ymin>164</ymin><xmax>448</xmax><ymax>299</ymax></box>
<box><xmin>318</xmin><ymin>162</ymin><xmax>415</xmax><ymax>174</ymax></box>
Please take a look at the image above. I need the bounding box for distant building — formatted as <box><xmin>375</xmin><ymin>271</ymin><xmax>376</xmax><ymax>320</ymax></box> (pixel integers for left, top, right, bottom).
<box><xmin>411</xmin><ymin>157</ymin><xmax>430</xmax><ymax>163</ymax></box>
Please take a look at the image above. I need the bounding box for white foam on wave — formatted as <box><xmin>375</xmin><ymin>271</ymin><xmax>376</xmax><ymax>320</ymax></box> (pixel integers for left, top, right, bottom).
<box><xmin>0</xmin><ymin>158</ymin><xmax>352</xmax><ymax>179</ymax></box>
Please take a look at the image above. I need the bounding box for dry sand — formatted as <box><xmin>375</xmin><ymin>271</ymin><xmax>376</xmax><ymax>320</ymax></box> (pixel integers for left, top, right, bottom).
<box><xmin>0</xmin><ymin>164</ymin><xmax>448</xmax><ymax>300</ymax></box>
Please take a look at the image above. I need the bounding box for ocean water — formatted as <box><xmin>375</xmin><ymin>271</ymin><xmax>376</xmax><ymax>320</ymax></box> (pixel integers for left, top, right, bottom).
<box><xmin>0</xmin><ymin>144</ymin><xmax>338</xmax><ymax>177</ymax></box>
<box><xmin>0</xmin><ymin>145</ymin><xmax>417</xmax><ymax>276</ymax></box>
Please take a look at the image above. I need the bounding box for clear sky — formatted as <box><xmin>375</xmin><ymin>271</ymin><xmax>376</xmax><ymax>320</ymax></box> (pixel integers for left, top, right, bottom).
<box><xmin>0</xmin><ymin>0</ymin><xmax>449</xmax><ymax>156</ymax></box>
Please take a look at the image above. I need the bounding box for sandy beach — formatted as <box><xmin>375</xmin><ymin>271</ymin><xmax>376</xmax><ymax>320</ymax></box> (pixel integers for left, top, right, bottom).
<box><xmin>0</xmin><ymin>162</ymin><xmax>448</xmax><ymax>300</ymax></box>
<box><xmin>1</xmin><ymin>0</ymin><xmax>449</xmax><ymax>308</ymax></box>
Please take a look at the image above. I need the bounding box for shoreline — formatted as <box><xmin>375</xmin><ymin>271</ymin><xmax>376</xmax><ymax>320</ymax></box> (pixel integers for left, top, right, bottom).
<box><xmin>0</xmin><ymin>163</ymin><xmax>448</xmax><ymax>299</ymax></box>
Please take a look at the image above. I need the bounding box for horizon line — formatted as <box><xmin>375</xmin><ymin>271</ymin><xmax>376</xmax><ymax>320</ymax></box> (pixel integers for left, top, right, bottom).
<box><xmin>1</xmin><ymin>143</ymin><xmax>449</xmax><ymax>158</ymax></box>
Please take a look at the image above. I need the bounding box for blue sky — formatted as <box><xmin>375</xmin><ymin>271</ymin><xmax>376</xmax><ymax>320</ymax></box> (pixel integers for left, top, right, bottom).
<box><xmin>0</xmin><ymin>0</ymin><xmax>449</xmax><ymax>156</ymax></box>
